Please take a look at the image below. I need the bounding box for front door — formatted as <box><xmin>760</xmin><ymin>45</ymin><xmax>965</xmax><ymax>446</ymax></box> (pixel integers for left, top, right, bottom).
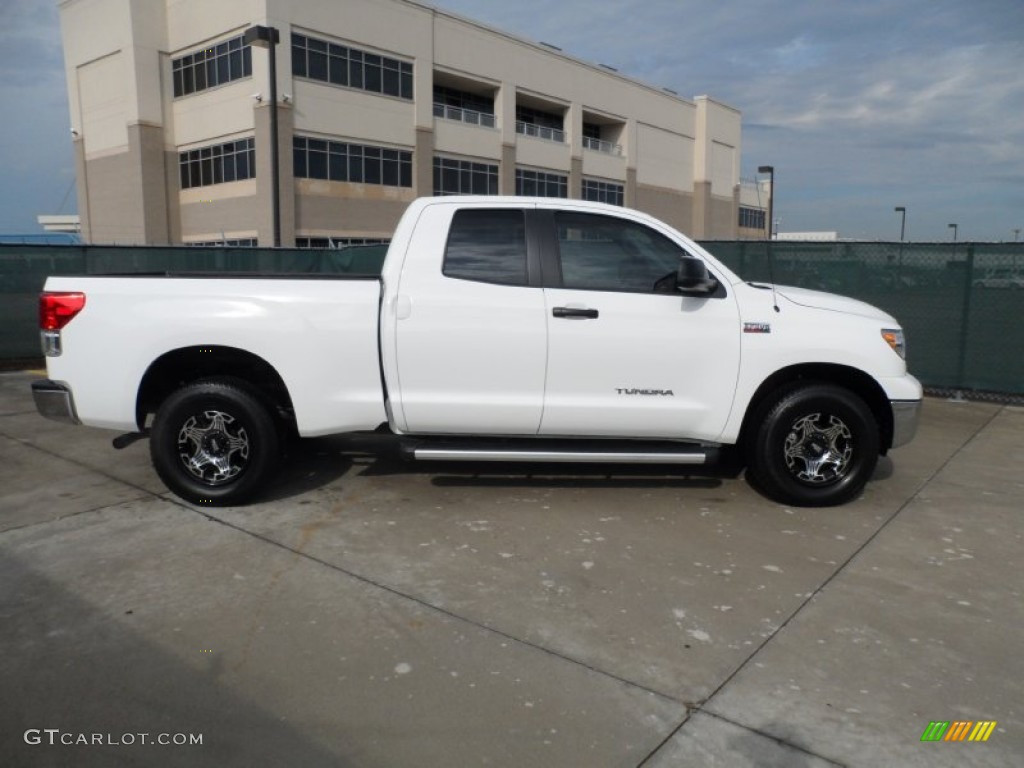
<box><xmin>539</xmin><ymin>209</ymin><xmax>741</xmax><ymax>442</ymax></box>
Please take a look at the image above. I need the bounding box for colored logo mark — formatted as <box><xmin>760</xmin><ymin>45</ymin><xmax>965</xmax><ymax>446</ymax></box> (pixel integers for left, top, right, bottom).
<box><xmin>921</xmin><ymin>721</ymin><xmax>997</xmax><ymax>742</ymax></box>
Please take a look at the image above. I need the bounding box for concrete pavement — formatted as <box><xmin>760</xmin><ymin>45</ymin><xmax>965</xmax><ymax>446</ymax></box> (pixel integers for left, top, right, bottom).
<box><xmin>0</xmin><ymin>371</ymin><xmax>1020</xmax><ymax>767</ymax></box>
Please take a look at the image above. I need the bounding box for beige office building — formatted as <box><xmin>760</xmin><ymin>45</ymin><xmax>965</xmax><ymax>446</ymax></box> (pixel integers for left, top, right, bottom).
<box><xmin>59</xmin><ymin>0</ymin><xmax>762</xmax><ymax>246</ymax></box>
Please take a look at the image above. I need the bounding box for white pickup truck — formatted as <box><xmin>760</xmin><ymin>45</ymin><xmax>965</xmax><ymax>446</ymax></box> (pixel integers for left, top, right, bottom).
<box><xmin>33</xmin><ymin>197</ymin><xmax>921</xmax><ymax>507</ymax></box>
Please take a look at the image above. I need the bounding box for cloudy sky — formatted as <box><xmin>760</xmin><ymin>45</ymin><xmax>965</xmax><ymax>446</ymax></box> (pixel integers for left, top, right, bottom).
<box><xmin>1</xmin><ymin>0</ymin><xmax>1022</xmax><ymax>240</ymax></box>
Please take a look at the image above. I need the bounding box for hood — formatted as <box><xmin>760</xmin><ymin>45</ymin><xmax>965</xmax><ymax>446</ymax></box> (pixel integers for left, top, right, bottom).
<box><xmin>775</xmin><ymin>285</ymin><xmax>898</xmax><ymax>324</ymax></box>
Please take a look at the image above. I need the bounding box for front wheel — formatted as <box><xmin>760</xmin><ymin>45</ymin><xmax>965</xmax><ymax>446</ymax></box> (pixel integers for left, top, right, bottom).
<box><xmin>746</xmin><ymin>384</ymin><xmax>879</xmax><ymax>507</ymax></box>
<box><xmin>150</xmin><ymin>379</ymin><xmax>280</xmax><ymax>506</ymax></box>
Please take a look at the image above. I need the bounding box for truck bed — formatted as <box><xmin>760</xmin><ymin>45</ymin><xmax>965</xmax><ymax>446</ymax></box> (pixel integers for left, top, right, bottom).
<box><xmin>43</xmin><ymin>275</ymin><xmax>389</xmax><ymax>436</ymax></box>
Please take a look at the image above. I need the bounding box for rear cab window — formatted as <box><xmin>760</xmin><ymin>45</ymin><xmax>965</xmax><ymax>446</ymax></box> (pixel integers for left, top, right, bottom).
<box><xmin>443</xmin><ymin>209</ymin><xmax>528</xmax><ymax>286</ymax></box>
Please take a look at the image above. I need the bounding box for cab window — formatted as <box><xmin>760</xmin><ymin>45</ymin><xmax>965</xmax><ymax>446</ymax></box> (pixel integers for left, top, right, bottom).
<box><xmin>443</xmin><ymin>209</ymin><xmax>528</xmax><ymax>286</ymax></box>
<box><xmin>554</xmin><ymin>211</ymin><xmax>686</xmax><ymax>293</ymax></box>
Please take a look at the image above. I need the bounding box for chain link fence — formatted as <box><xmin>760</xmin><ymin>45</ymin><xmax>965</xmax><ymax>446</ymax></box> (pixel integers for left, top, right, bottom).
<box><xmin>0</xmin><ymin>243</ymin><xmax>386</xmax><ymax>365</ymax></box>
<box><xmin>2</xmin><ymin>241</ymin><xmax>1023</xmax><ymax>396</ymax></box>
<box><xmin>705</xmin><ymin>240</ymin><xmax>1024</xmax><ymax>396</ymax></box>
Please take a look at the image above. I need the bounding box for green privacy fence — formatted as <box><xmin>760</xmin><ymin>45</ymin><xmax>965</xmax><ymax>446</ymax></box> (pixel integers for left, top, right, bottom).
<box><xmin>0</xmin><ymin>243</ymin><xmax>387</xmax><ymax>364</ymax></box>
<box><xmin>2</xmin><ymin>241</ymin><xmax>1023</xmax><ymax>394</ymax></box>
<box><xmin>704</xmin><ymin>240</ymin><xmax>1024</xmax><ymax>394</ymax></box>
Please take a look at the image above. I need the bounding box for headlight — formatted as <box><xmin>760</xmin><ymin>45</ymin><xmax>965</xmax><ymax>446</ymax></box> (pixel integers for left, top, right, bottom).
<box><xmin>881</xmin><ymin>328</ymin><xmax>906</xmax><ymax>359</ymax></box>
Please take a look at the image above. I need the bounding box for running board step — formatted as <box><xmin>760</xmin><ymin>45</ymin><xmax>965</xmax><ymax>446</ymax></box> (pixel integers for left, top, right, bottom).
<box><xmin>404</xmin><ymin>438</ymin><xmax>715</xmax><ymax>466</ymax></box>
<box><xmin>414</xmin><ymin>448</ymin><xmax>707</xmax><ymax>464</ymax></box>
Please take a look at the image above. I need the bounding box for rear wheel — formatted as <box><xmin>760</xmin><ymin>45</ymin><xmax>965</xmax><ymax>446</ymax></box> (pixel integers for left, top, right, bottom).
<box><xmin>746</xmin><ymin>384</ymin><xmax>879</xmax><ymax>506</ymax></box>
<box><xmin>150</xmin><ymin>379</ymin><xmax>280</xmax><ymax>506</ymax></box>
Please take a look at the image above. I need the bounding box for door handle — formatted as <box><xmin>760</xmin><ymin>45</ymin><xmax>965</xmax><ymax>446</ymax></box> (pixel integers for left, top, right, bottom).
<box><xmin>552</xmin><ymin>306</ymin><xmax>599</xmax><ymax>319</ymax></box>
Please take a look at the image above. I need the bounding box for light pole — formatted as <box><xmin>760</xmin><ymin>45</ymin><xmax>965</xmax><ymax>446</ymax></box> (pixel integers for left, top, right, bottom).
<box><xmin>894</xmin><ymin>206</ymin><xmax>906</xmax><ymax>284</ymax></box>
<box><xmin>894</xmin><ymin>206</ymin><xmax>906</xmax><ymax>241</ymax></box>
<box><xmin>244</xmin><ymin>25</ymin><xmax>282</xmax><ymax>247</ymax></box>
<box><xmin>948</xmin><ymin>223</ymin><xmax>958</xmax><ymax>241</ymax></box>
<box><xmin>758</xmin><ymin>165</ymin><xmax>774</xmax><ymax>240</ymax></box>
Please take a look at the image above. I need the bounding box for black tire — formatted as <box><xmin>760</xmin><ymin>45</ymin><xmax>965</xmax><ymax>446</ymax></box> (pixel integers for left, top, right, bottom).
<box><xmin>745</xmin><ymin>384</ymin><xmax>879</xmax><ymax>507</ymax></box>
<box><xmin>150</xmin><ymin>379</ymin><xmax>280</xmax><ymax>506</ymax></box>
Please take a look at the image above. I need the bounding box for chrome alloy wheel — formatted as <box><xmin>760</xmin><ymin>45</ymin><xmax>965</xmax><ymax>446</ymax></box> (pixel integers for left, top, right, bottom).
<box><xmin>783</xmin><ymin>412</ymin><xmax>853</xmax><ymax>485</ymax></box>
<box><xmin>176</xmin><ymin>409</ymin><xmax>250</xmax><ymax>485</ymax></box>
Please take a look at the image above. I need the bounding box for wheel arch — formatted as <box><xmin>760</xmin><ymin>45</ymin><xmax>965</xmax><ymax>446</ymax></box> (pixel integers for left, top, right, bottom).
<box><xmin>738</xmin><ymin>363</ymin><xmax>894</xmax><ymax>455</ymax></box>
<box><xmin>136</xmin><ymin>345</ymin><xmax>294</xmax><ymax>430</ymax></box>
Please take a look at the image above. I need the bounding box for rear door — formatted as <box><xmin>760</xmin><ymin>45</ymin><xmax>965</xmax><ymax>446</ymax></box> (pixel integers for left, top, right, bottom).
<box><xmin>538</xmin><ymin>209</ymin><xmax>741</xmax><ymax>441</ymax></box>
<box><xmin>391</xmin><ymin>204</ymin><xmax>548</xmax><ymax>435</ymax></box>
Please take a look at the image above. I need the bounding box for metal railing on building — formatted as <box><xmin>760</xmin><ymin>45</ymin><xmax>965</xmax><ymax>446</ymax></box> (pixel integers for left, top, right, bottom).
<box><xmin>433</xmin><ymin>103</ymin><xmax>496</xmax><ymax>129</ymax></box>
<box><xmin>515</xmin><ymin>121</ymin><xmax>565</xmax><ymax>143</ymax></box>
<box><xmin>582</xmin><ymin>136</ymin><xmax>622</xmax><ymax>156</ymax></box>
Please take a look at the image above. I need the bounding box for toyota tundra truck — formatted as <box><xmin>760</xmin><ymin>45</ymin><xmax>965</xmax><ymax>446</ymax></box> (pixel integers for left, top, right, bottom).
<box><xmin>32</xmin><ymin>197</ymin><xmax>922</xmax><ymax>507</ymax></box>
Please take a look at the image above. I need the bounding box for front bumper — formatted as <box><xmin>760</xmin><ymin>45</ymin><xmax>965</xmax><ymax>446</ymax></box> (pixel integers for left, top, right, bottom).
<box><xmin>890</xmin><ymin>399</ymin><xmax>922</xmax><ymax>448</ymax></box>
<box><xmin>32</xmin><ymin>379</ymin><xmax>80</xmax><ymax>425</ymax></box>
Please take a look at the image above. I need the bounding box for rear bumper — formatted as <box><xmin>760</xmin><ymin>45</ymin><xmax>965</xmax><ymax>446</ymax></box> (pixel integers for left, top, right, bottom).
<box><xmin>32</xmin><ymin>379</ymin><xmax>80</xmax><ymax>425</ymax></box>
<box><xmin>890</xmin><ymin>399</ymin><xmax>922</xmax><ymax>448</ymax></box>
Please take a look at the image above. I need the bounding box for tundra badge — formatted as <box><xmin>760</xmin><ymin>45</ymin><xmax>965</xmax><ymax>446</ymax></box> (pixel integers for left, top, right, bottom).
<box><xmin>615</xmin><ymin>388</ymin><xmax>675</xmax><ymax>396</ymax></box>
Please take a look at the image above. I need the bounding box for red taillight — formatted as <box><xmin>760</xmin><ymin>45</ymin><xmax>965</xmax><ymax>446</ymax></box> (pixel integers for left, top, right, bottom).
<box><xmin>40</xmin><ymin>292</ymin><xmax>86</xmax><ymax>331</ymax></box>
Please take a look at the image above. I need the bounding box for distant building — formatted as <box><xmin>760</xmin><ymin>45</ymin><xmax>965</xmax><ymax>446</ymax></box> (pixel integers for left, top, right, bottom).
<box><xmin>59</xmin><ymin>0</ymin><xmax>760</xmax><ymax>245</ymax></box>
<box><xmin>0</xmin><ymin>215</ymin><xmax>82</xmax><ymax>244</ymax></box>
<box><xmin>775</xmin><ymin>232</ymin><xmax>840</xmax><ymax>242</ymax></box>
<box><xmin>736</xmin><ymin>178</ymin><xmax>771</xmax><ymax>240</ymax></box>
<box><xmin>36</xmin><ymin>214</ymin><xmax>82</xmax><ymax>235</ymax></box>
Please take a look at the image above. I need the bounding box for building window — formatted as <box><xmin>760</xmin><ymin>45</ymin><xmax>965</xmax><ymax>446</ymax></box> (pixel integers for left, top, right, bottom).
<box><xmin>739</xmin><ymin>206</ymin><xmax>766</xmax><ymax>230</ymax></box>
<box><xmin>179</xmin><ymin>138</ymin><xmax>255</xmax><ymax>189</ymax></box>
<box><xmin>433</xmin><ymin>157</ymin><xmax>499</xmax><ymax>196</ymax></box>
<box><xmin>293</xmin><ymin>136</ymin><xmax>412</xmax><ymax>187</ymax></box>
<box><xmin>581</xmin><ymin>179</ymin><xmax>624</xmax><ymax>206</ymax></box>
<box><xmin>292</xmin><ymin>33</ymin><xmax>413</xmax><ymax>100</ymax></box>
<box><xmin>443</xmin><ymin>209</ymin><xmax>528</xmax><ymax>286</ymax></box>
<box><xmin>186</xmin><ymin>238</ymin><xmax>257</xmax><ymax>247</ymax></box>
<box><xmin>296</xmin><ymin>237</ymin><xmax>390</xmax><ymax>248</ymax></box>
<box><xmin>515</xmin><ymin>169</ymin><xmax>567</xmax><ymax>198</ymax></box>
<box><xmin>517</xmin><ymin>105</ymin><xmax>562</xmax><ymax>131</ymax></box>
<box><xmin>433</xmin><ymin>85</ymin><xmax>496</xmax><ymax>128</ymax></box>
<box><xmin>516</xmin><ymin>105</ymin><xmax>565</xmax><ymax>143</ymax></box>
<box><xmin>172</xmin><ymin>36</ymin><xmax>252</xmax><ymax>98</ymax></box>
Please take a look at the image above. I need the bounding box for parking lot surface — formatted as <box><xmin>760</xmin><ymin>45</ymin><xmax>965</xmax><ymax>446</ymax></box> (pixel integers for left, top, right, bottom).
<box><xmin>1</xmin><ymin>370</ymin><xmax>1020</xmax><ymax>767</ymax></box>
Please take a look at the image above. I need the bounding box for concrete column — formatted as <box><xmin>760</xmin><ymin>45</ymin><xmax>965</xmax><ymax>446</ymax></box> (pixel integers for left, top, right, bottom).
<box><xmin>730</xmin><ymin>183</ymin><xmax>741</xmax><ymax>239</ymax></box>
<box><xmin>80</xmin><ymin>130</ymin><xmax>162</xmax><ymax>245</ymax></box>
<box><xmin>501</xmin><ymin>142</ymin><xmax>516</xmax><ymax>195</ymax></box>
<box><xmin>129</xmin><ymin>123</ymin><xmax>170</xmax><ymax>244</ymax></box>
<box><xmin>569</xmin><ymin>155</ymin><xmax>583</xmax><ymax>199</ymax></box>
<box><xmin>164</xmin><ymin>148</ymin><xmax>181</xmax><ymax>244</ymax></box>
<box><xmin>72</xmin><ymin>137</ymin><xmax>91</xmax><ymax>243</ymax></box>
<box><xmin>567</xmin><ymin>101</ymin><xmax>582</xmax><ymax>156</ymax></box>
<box><xmin>416</xmin><ymin>127</ymin><xmax>434</xmax><ymax>197</ymax></box>
<box><xmin>254</xmin><ymin>101</ymin><xmax>296</xmax><ymax>246</ymax></box>
<box><xmin>692</xmin><ymin>180</ymin><xmax>711</xmax><ymax>239</ymax></box>
<box><xmin>498</xmin><ymin>81</ymin><xmax>516</xmax><ymax>144</ymax></box>
<box><xmin>278</xmin><ymin>103</ymin><xmax>295</xmax><ymax>247</ymax></box>
<box><xmin>498</xmin><ymin>81</ymin><xmax>518</xmax><ymax>195</ymax></box>
<box><xmin>624</xmin><ymin>167</ymin><xmax>637</xmax><ymax>209</ymax></box>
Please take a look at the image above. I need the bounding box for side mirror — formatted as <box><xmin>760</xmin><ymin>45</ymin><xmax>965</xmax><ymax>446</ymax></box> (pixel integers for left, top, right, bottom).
<box><xmin>676</xmin><ymin>257</ymin><xmax>719</xmax><ymax>296</ymax></box>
